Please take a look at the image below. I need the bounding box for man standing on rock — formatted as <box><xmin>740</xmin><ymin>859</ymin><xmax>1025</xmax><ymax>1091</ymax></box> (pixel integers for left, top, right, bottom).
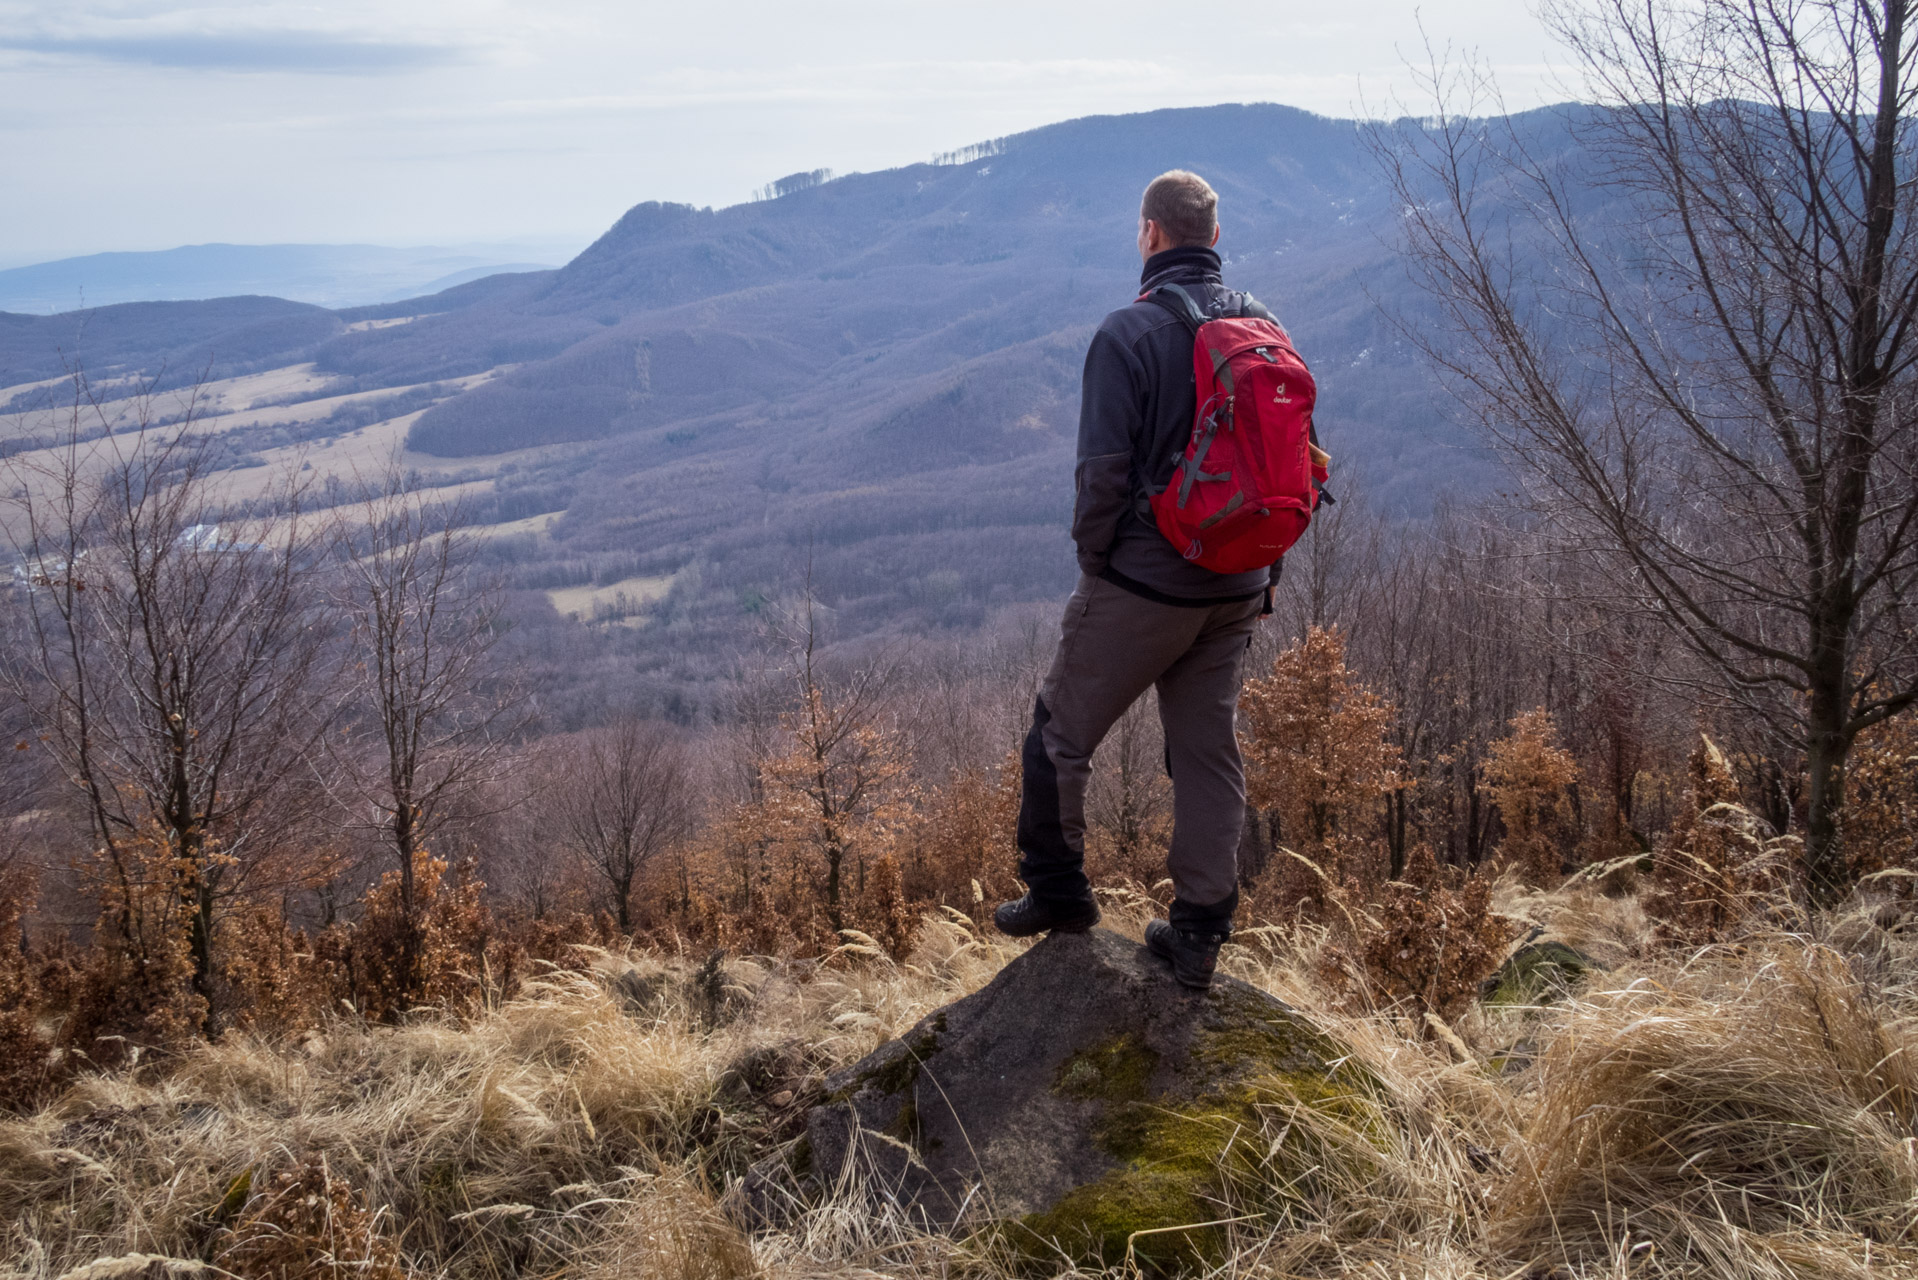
<box><xmin>995</xmin><ymin>169</ymin><xmax>1323</xmax><ymax>990</ymax></box>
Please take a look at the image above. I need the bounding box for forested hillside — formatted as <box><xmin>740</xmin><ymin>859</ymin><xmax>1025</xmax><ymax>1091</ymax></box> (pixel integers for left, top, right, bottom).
<box><xmin>0</xmin><ymin>103</ymin><xmax>1576</xmax><ymax>720</ymax></box>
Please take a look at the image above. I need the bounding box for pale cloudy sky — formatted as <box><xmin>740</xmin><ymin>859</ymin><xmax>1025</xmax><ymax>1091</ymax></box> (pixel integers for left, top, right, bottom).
<box><xmin>0</xmin><ymin>1</ymin><xmax>1574</xmax><ymax>264</ymax></box>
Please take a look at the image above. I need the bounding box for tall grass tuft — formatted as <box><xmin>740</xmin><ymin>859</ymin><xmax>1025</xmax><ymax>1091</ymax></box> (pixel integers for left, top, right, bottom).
<box><xmin>1500</xmin><ymin>938</ymin><xmax>1918</xmax><ymax>1274</ymax></box>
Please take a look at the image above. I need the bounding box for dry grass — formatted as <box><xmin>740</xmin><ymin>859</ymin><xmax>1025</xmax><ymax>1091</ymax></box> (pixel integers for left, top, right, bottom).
<box><xmin>7</xmin><ymin>897</ymin><xmax>1918</xmax><ymax>1280</ymax></box>
<box><xmin>0</xmin><ymin>916</ymin><xmax>1023</xmax><ymax>1280</ymax></box>
<box><xmin>1496</xmin><ymin>937</ymin><xmax>1918</xmax><ymax>1276</ymax></box>
<box><xmin>1493</xmin><ymin>874</ymin><xmax>1656</xmax><ymax>969</ymax></box>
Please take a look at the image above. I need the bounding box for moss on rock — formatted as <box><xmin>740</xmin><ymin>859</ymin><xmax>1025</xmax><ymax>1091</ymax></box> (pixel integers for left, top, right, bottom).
<box><xmin>831</xmin><ymin>1011</ymin><xmax>947</xmax><ymax>1103</ymax></box>
<box><xmin>1013</xmin><ymin>999</ymin><xmax>1381</xmax><ymax>1274</ymax></box>
<box><xmin>1188</xmin><ymin>987</ymin><xmax>1346</xmax><ymax>1078</ymax></box>
<box><xmin>1016</xmin><ymin>1169</ymin><xmax>1215</xmax><ymax>1270</ymax></box>
<box><xmin>1015</xmin><ymin>1070</ymin><xmax>1383</xmax><ymax>1274</ymax></box>
<box><xmin>1484</xmin><ymin>940</ymin><xmax>1598</xmax><ymax>1007</ymax></box>
<box><xmin>789</xmin><ymin>930</ymin><xmax>1386</xmax><ymax>1275</ymax></box>
<box><xmin>886</xmin><ymin>1096</ymin><xmax>922</xmax><ymax>1146</ymax></box>
<box><xmin>1054</xmin><ymin>1032</ymin><xmax>1158</xmax><ymax>1103</ymax></box>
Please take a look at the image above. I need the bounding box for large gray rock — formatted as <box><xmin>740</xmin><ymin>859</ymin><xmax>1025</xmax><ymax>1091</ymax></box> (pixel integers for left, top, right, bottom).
<box><xmin>745</xmin><ymin>928</ymin><xmax>1372</xmax><ymax>1268</ymax></box>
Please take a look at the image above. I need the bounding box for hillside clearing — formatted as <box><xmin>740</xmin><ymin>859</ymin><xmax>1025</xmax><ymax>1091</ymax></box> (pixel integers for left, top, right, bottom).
<box><xmin>547</xmin><ymin>573</ymin><xmax>674</xmax><ymax>622</ymax></box>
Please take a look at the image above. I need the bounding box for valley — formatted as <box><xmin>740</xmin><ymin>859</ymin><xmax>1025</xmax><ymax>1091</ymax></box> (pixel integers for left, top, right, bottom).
<box><xmin>0</xmin><ymin>102</ymin><xmax>1543</xmax><ymax>718</ymax></box>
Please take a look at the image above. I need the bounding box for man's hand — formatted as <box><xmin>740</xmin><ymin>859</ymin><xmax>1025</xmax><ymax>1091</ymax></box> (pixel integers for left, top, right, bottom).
<box><xmin>1070</xmin><ymin>449</ymin><xmax>1131</xmax><ymax>579</ymax></box>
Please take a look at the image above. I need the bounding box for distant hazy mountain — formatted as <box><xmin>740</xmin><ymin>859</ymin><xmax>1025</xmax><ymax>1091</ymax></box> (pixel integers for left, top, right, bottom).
<box><xmin>0</xmin><ymin>242</ymin><xmax>572</xmax><ymax>313</ymax></box>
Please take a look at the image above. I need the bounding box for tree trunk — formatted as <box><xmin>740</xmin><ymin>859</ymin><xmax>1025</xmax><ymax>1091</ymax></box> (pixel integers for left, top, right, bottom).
<box><xmin>1804</xmin><ymin>670</ymin><xmax>1852</xmax><ymax>905</ymax></box>
<box><xmin>1387</xmin><ymin>788</ymin><xmax>1408</xmax><ymax>880</ymax></box>
<box><xmin>1466</xmin><ymin>777</ymin><xmax>1483</xmax><ymax>867</ymax></box>
<box><xmin>825</xmin><ymin>841</ymin><xmax>844</xmax><ymax>934</ymax></box>
<box><xmin>168</xmin><ymin>733</ymin><xmax>215</xmax><ymax>1033</ymax></box>
<box><xmin>394</xmin><ymin>803</ymin><xmax>421</xmax><ymax>1010</ymax></box>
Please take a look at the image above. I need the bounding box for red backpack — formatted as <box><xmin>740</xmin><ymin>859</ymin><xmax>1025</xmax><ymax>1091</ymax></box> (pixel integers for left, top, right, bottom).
<box><xmin>1143</xmin><ymin>283</ymin><xmax>1329</xmax><ymax>574</ymax></box>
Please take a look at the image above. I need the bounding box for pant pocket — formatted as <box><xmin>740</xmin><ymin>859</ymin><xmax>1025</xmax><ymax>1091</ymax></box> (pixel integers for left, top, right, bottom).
<box><xmin>1078</xmin><ymin>574</ymin><xmax>1102</xmax><ymax>617</ymax></box>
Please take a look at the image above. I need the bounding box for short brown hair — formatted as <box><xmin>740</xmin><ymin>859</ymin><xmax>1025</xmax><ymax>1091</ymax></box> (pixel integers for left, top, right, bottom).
<box><xmin>1141</xmin><ymin>170</ymin><xmax>1218</xmax><ymax>246</ymax></box>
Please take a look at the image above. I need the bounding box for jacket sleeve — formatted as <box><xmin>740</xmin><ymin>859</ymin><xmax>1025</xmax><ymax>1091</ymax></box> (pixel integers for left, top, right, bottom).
<box><xmin>1072</xmin><ymin>326</ymin><xmax>1145</xmax><ymax>577</ymax></box>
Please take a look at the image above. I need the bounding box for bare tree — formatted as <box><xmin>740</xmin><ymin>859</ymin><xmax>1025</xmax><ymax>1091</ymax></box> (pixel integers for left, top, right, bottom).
<box><xmin>734</xmin><ymin>589</ymin><xmax>910</xmax><ymax>936</ymax></box>
<box><xmin>1269</xmin><ymin>472</ymin><xmax>1379</xmax><ymax>641</ymax></box>
<box><xmin>546</xmin><ymin>718</ymin><xmax>695</xmax><ymax>933</ymax></box>
<box><xmin>0</xmin><ymin>370</ymin><xmax>333</xmax><ymax>1029</ymax></box>
<box><xmin>1385</xmin><ymin>0</ymin><xmax>1918</xmax><ymax>896</ymax></box>
<box><xmin>332</xmin><ymin>463</ymin><xmax>514</xmax><ymax>1006</ymax></box>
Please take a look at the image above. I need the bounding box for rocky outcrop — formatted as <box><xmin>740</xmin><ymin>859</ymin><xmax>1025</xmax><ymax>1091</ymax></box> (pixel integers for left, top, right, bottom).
<box><xmin>743</xmin><ymin>928</ymin><xmax>1372</xmax><ymax>1269</ymax></box>
<box><xmin>1482</xmin><ymin>939</ymin><xmax>1604</xmax><ymax>1007</ymax></box>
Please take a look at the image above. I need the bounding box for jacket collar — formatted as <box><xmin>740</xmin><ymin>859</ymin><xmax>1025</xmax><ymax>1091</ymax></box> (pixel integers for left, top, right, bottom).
<box><xmin>1140</xmin><ymin>245</ymin><xmax>1222</xmax><ymax>292</ymax></box>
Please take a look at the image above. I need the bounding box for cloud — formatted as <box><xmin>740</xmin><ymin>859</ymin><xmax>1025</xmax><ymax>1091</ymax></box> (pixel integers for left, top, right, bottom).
<box><xmin>0</xmin><ymin>30</ymin><xmax>466</xmax><ymax>73</ymax></box>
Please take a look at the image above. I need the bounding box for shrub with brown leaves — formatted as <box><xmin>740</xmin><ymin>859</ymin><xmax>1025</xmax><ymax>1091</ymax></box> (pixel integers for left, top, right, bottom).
<box><xmin>1241</xmin><ymin>626</ymin><xmax>1400</xmax><ymax>849</ymax></box>
<box><xmin>218</xmin><ymin>905</ymin><xmax>334</xmax><ymax>1037</ymax></box>
<box><xmin>717</xmin><ymin>680</ymin><xmax>921</xmax><ymax>955</ymax></box>
<box><xmin>316</xmin><ymin>851</ymin><xmax>494</xmax><ymax>1022</ymax></box>
<box><xmin>52</xmin><ymin>822</ymin><xmax>210</xmax><ymax>1061</ymax></box>
<box><xmin>1318</xmin><ymin>844</ymin><xmax>1521</xmax><ymax>1024</ymax></box>
<box><xmin>1482</xmin><ymin>709</ymin><xmax>1580</xmax><ymax>885</ymax></box>
<box><xmin>1249</xmin><ymin>832</ymin><xmax>1376</xmax><ymax>924</ymax></box>
<box><xmin>1241</xmin><ymin>626</ymin><xmax>1400</xmax><ymax>917</ymax></box>
<box><xmin>1646</xmin><ymin>735</ymin><xmax>1800</xmax><ymax>944</ymax></box>
<box><xmin>1842</xmin><ymin>711</ymin><xmax>1918</xmax><ymax>892</ymax></box>
<box><xmin>901</xmin><ymin>754</ymin><xmax>1022</xmax><ymax>926</ymax></box>
<box><xmin>852</xmin><ymin>852</ymin><xmax>916</xmax><ymax>960</ymax></box>
<box><xmin>0</xmin><ymin>866</ymin><xmax>59</xmax><ymax>1110</ymax></box>
<box><xmin>213</xmin><ymin>1155</ymin><xmax>406</xmax><ymax>1280</ymax></box>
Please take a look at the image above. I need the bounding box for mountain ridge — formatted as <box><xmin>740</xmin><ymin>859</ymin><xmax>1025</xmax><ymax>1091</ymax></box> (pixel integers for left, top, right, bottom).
<box><xmin>0</xmin><ymin>101</ymin><xmax>1593</xmax><ymax>712</ymax></box>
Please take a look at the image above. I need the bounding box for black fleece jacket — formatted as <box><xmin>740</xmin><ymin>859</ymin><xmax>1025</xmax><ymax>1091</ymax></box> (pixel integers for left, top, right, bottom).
<box><xmin>1071</xmin><ymin>245</ymin><xmax>1280</xmax><ymax>603</ymax></box>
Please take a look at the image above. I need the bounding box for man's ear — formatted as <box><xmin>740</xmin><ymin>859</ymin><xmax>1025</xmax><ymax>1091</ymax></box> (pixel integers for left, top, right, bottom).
<box><xmin>1209</xmin><ymin>226</ymin><xmax>1220</xmax><ymax>248</ymax></box>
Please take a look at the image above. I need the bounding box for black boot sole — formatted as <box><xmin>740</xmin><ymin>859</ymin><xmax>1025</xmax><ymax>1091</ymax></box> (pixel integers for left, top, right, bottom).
<box><xmin>993</xmin><ymin>900</ymin><xmax>1101</xmax><ymax>938</ymax></box>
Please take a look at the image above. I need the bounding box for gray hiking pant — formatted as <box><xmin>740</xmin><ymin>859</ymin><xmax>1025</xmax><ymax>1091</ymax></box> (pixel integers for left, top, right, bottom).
<box><xmin>1015</xmin><ymin>573</ymin><xmax>1262</xmax><ymax>916</ymax></box>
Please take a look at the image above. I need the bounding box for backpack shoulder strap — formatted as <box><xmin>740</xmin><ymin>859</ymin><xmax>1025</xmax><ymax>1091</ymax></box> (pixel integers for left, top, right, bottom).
<box><xmin>1149</xmin><ymin>285</ymin><xmax>1290</xmax><ymax>336</ymax></box>
<box><xmin>1142</xmin><ymin>282</ymin><xmax>1211</xmax><ymax>335</ymax></box>
<box><xmin>1206</xmin><ymin>288</ymin><xmax>1333</xmax><ymax>503</ymax></box>
<box><xmin>1234</xmin><ymin>291</ymin><xmax>1293</xmax><ymax>338</ymax></box>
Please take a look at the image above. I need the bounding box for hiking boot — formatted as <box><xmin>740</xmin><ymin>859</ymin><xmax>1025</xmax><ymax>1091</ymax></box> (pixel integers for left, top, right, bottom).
<box><xmin>993</xmin><ymin>891</ymin><xmax>1101</xmax><ymax>938</ymax></box>
<box><xmin>1146</xmin><ymin>918</ymin><xmax>1230</xmax><ymax>990</ymax></box>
